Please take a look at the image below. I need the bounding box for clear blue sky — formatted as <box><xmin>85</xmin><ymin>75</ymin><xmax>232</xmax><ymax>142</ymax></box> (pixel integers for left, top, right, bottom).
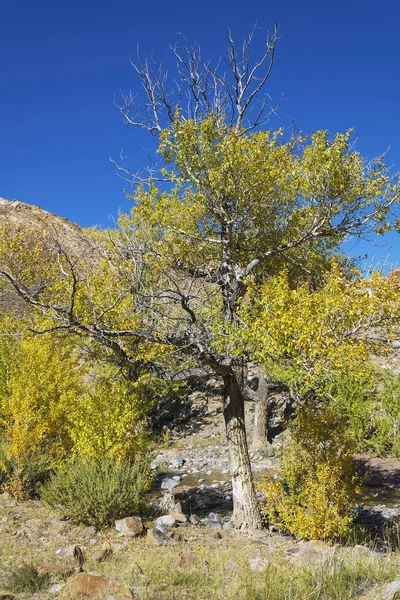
<box><xmin>1</xmin><ymin>0</ymin><xmax>399</xmax><ymax>267</ymax></box>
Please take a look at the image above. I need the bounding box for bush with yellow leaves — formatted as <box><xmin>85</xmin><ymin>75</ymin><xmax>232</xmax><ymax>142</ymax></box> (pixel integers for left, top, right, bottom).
<box><xmin>0</xmin><ymin>322</ymin><xmax>178</xmax><ymax>497</ymax></box>
<box><xmin>0</xmin><ymin>330</ymin><xmax>86</xmax><ymax>497</ymax></box>
<box><xmin>261</xmin><ymin>403</ymin><xmax>360</xmax><ymax>541</ymax></box>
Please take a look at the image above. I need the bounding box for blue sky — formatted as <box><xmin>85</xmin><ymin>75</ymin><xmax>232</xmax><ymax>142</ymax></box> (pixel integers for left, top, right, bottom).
<box><xmin>1</xmin><ymin>0</ymin><xmax>399</xmax><ymax>268</ymax></box>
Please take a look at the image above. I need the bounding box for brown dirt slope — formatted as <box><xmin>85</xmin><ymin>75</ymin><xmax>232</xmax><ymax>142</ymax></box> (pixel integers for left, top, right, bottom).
<box><xmin>0</xmin><ymin>198</ymin><xmax>92</xmax><ymax>315</ymax></box>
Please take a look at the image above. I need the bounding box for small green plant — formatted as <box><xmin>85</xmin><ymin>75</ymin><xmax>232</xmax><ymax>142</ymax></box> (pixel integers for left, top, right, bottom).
<box><xmin>6</xmin><ymin>563</ymin><xmax>50</xmax><ymax>593</ymax></box>
<box><xmin>41</xmin><ymin>457</ymin><xmax>151</xmax><ymax>528</ymax></box>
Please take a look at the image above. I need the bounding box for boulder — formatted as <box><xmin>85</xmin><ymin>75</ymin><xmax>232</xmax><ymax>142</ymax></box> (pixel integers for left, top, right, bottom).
<box><xmin>170</xmin><ymin>512</ymin><xmax>188</xmax><ymax>523</ymax></box>
<box><xmin>173</xmin><ymin>553</ymin><xmax>198</xmax><ymax>570</ymax></box>
<box><xmin>60</xmin><ymin>573</ymin><xmax>132</xmax><ymax>600</ymax></box>
<box><xmin>115</xmin><ymin>516</ymin><xmax>144</xmax><ymax>537</ymax></box>
<box><xmin>161</xmin><ymin>477</ymin><xmax>180</xmax><ymax>490</ymax></box>
<box><xmin>378</xmin><ymin>580</ymin><xmax>400</xmax><ymax>600</ymax></box>
<box><xmin>92</xmin><ymin>544</ymin><xmax>113</xmax><ymax>563</ymax></box>
<box><xmin>156</xmin><ymin>515</ymin><xmax>176</xmax><ymax>528</ymax></box>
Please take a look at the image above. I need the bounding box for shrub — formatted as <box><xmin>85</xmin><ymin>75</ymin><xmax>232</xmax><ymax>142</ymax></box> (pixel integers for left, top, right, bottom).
<box><xmin>0</xmin><ymin>332</ymin><xmax>86</xmax><ymax>495</ymax></box>
<box><xmin>261</xmin><ymin>404</ymin><xmax>360</xmax><ymax>541</ymax></box>
<box><xmin>370</xmin><ymin>373</ymin><xmax>400</xmax><ymax>458</ymax></box>
<box><xmin>67</xmin><ymin>370</ymin><xmax>154</xmax><ymax>463</ymax></box>
<box><xmin>41</xmin><ymin>457</ymin><xmax>151</xmax><ymax>528</ymax></box>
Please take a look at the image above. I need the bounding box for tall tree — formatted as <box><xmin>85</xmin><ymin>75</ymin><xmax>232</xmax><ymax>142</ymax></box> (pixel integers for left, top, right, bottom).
<box><xmin>1</xmin><ymin>26</ymin><xmax>400</xmax><ymax>529</ymax></box>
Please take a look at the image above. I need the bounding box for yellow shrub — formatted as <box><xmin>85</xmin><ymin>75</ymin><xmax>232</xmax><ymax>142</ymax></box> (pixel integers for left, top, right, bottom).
<box><xmin>261</xmin><ymin>404</ymin><xmax>360</xmax><ymax>541</ymax></box>
<box><xmin>0</xmin><ymin>332</ymin><xmax>86</xmax><ymax>496</ymax></box>
<box><xmin>67</xmin><ymin>371</ymin><xmax>152</xmax><ymax>463</ymax></box>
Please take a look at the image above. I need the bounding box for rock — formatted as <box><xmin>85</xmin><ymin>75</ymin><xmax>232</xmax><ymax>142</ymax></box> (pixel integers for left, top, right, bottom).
<box><xmin>173</xmin><ymin>553</ymin><xmax>198</xmax><ymax>570</ymax></box>
<box><xmin>221</xmin><ymin>468</ymin><xmax>229</xmax><ymax>474</ymax></box>
<box><xmin>208</xmin><ymin>512</ymin><xmax>223</xmax><ymax>524</ymax></box>
<box><xmin>207</xmin><ymin>512</ymin><xmax>223</xmax><ymax>529</ymax></box>
<box><xmin>81</xmin><ymin>526</ymin><xmax>97</xmax><ymax>538</ymax></box>
<box><xmin>156</xmin><ymin>515</ymin><xmax>176</xmax><ymax>528</ymax></box>
<box><xmin>60</xmin><ymin>573</ymin><xmax>132</xmax><ymax>600</ymax></box>
<box><xmin>161</xmin><ymin>477</ymin><xmax>180</xmax><ymax>490</ymax></box>
<box><xmin>49</xmin><ymin>584</ymin><xmax>64</xmax><ymax>594</ymax></box>
<box><xmin>170</xmin><ymin>456</ymin><xmax>185</xmax><ymax>468</ymax></box>
<box><xmin>355</xmin><ymin>505</ymin><xmax>399</xmax><ymax>528</ymax></box>
<box><xmin>209</xmin><ymin>521</ymin><xmax>223</xmax><ymax>530</ymax></box>
<box><xmin>50</xmin><ymin>518</ymin><xmax>68</xmax><ymax>535</ymax></box>
<box><xmin>159</xmin><ymin>490</ymin><xmax>176</xmax><ymax>513</ymax></box>
<box><xmin>151</xmin><ymin>453</ymin><xmax>169</xmax><ymax>468</ymax></box>
<box><xmin>147</xmin><ymin>527</ymin><xmax>171</xmax><ymax>546</ymax></box>
<box><xmin>353</xmin><ymin>544</ymin><xmax>382</xmax><ymax>559</ymax></box>
<box><xmin>211</xmin><ymin>531</ymin><xmax>222</xmax><ymax>539</ymax></box>
<box><xmin>286</xmin><ymin>540</ymin><xmax>334</xmax><ymax>565</ymax></box>
<box><xmin>248</xmin><ymin>553</ymin><xmax>269</xmax><ymax>572</ymax></box>
<box><xmin>378</xmin><ymin>580</ymin><xmax>400</xmax><ymax>600</ymax></box>
<box><xmin>56</xmin><ymin>545</ymin><xmax>85</xmax><ymax>565</ymax></box>
<box><xmin>115</xmin><ymin>516</ymin><xmax>144</xmax><ymax>537</ymax></box>
<box><xmin>0</xmin><ymin>592</ymin><xmax>15</xmax><ymax>599</ymax></box>
<box><xmin>92</xmin><ymin>544</ymin><xmax>113</xmax><ymax>563</ymax></box>
<box><xmin>170</xmin><ymin>512</ymin><xmax>188</xmax><ymax>523</ymax></box>
<box><xmin>189</xmin><ymin>514</ymin><xmax>201</xmax><ymax>525</ymax></box>
<box><xmin>174</xmin><ymin>502</ymin><xmax>184</xmax><ymax>514</ymax></box>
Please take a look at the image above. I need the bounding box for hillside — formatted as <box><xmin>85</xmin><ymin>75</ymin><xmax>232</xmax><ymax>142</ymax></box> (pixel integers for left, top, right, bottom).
<box><xmin>0</xmin><ymin>198</ymin><xmax>92</xmax><ymax>315</ymax></box>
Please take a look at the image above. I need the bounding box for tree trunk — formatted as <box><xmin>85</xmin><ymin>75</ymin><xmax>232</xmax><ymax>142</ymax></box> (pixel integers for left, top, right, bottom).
<box><xmin>223</xmin><ymin>368</ymin><xmax>263</xmax><ymax>530</ymax></box>
<box><xmin>252</xmin><ymin>395</ymin><xmax>269</xmax><ymax>453</ymax></box>
<box><xmin>251</xmin><ymin>367</ymin><xmax>274</xmax><ymax>454</ymax></box>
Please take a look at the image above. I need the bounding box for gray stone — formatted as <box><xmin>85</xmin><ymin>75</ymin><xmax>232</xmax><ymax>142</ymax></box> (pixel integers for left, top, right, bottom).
<box><xmin>49</xmin><ymin>584</ymin><xmax>64</xmax><ymax>594</ymax></box>
<box><xmin>80</xmin><ymin>526</ymin><xmax>97</xmax><ymax>538</ymax></box>
<box><xmin>208</xmin><ymin>513</ymin><xmax>223</xmax><ymax>524</ymax></box>
<box><xmin>170</xmin><ymin>456</ymin><xmax>185</xmax><ymax>468</ymax></box>
<box><xmin>156</xmin><ymin>515</ymin><xmax>176</xmax><ymax>528</ymax></box>
<box><xmin>56</xmin><ymin>545</ymin><xmax>81</xmax><ymax>559</ymax></box>
<box><xmin>147</xmin><ymin>527</ymin><xmax>170</xmax><ymax>546</ymax></box>
<box><xmin>378</xmin><ymin>580</ymin><xmax>400</xmax><ymax>600</ymax></box>
<box><xmin>161</xmin><ymin>477</ymin><xmax>180</xmax><ymax>490</ymax></box>
<box><xmin>189</xmin><ymin>514</ymin><xmax>201</xmax><ymax>525</ymax></box>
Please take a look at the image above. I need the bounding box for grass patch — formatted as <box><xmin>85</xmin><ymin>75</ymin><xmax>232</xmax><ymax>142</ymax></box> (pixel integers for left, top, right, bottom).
<box><xmin>82</xmin><ymin>542</ymin><xmax>396</xmax><ymax>600</ymax></box>
<box><xmin>5</xmin><ymin>563</ymin><xmax>50</xmax><ymax>593</ymax></box>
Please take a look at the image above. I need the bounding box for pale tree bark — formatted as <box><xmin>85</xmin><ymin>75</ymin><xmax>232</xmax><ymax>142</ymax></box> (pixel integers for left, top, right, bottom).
<box><xmin>223</xmin><ymin>366</ymin><xmax>262</xmax><ymax>529</ymax></box>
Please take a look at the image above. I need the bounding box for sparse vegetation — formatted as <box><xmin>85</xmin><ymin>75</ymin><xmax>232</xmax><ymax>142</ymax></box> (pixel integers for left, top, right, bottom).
<box><xmin>5</xmin><ymin>563</ymin><xmax>50</xmax><ymax>593</ymax></box>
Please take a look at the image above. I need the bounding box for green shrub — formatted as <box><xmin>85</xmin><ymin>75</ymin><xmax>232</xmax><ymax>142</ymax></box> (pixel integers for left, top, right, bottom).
<box><xmin>41</xmin><ymin>457</ymin><xmax>151</xmax><ymax>528</ymax></box>
<box><xmin>370</xmin><ymin>373</ymin><xmax>400</xmax><ymax>458</ymax></box>
<box><xmin>6</xmin><ymin>563</ymin><xmax>50</xmax><ymax>593</ymax></box>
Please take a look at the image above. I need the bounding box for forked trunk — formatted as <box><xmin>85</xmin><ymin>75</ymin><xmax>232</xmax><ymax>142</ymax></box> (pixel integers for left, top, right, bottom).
<box><xmin>223</xmin><ymin>368</ymin><xmax>263</xmax><ymax>530</ymax></box>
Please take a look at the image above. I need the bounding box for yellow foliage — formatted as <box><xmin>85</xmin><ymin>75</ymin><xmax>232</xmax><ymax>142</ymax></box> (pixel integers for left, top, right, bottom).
<box><xmin>261</xmin><ymin>405</ymin><xmax>360</xmax><ymax>541</ymax></box>
<box><xmin>237</xmin><ymin>264</ymin><xmax>400</xmax><ymax>395</ymax></box>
